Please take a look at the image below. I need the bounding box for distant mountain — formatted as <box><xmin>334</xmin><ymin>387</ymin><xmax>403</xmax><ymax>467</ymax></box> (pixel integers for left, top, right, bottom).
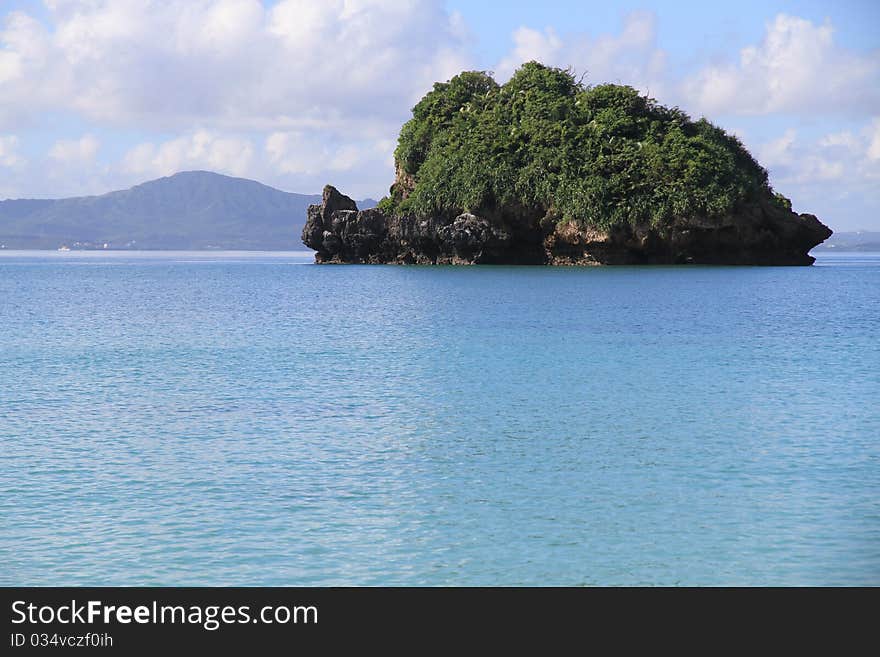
<box><xmin>811</xmin><ymin>231</ymin><xmax>880</xmax><ymax>252</ymax></box>
<box><xmin>0</xmin><ymin>171</ymin><xmax>376</xmax><ymax>250</ymax></box>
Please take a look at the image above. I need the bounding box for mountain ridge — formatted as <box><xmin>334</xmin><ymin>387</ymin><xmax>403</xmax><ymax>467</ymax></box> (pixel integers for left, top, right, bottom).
<box><xmin>0</xmin><ymin>170</ymin><xmax>376</xmax><ymax>250</ymax></box>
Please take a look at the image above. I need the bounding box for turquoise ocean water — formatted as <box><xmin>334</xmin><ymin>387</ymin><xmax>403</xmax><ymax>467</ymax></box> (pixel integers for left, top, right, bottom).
<box><xmin>1</xmin><ymin>251</ymin><xmax>878</xmax><ymax>585</ymax></box>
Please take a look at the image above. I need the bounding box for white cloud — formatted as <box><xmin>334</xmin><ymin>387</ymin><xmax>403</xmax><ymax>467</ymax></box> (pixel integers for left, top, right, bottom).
<box><xmin>728</xmin><ymin>121</ymin><xmax>878</xmax><ymax>228</ymax></box>
<box><xmin>495</xmin><ymin>12</ymin><xmax>668</xmax><ymax>98</ymax></box>
<box><xmin>0</xmin><ymin>134</ymin><xmax>23</xmax><ymax>167</ymax></box>
<box><xmin>818</xmin><ymin>131</ymin><xmax>860</xmax><ymax>151</ymax></box>
<box><xmin>49</xmin><ymin>134</ymin><xmax>99</xmax><ymax>163</ymax></box>
<box><xmin>683</xmin><ymin>14</ymin><xmax>880</xmax><ymax>116</ymax></box>
<box><xmin>122</xmin><ymin>130</ymin><xmax>255</xmax><ymax>178</ymax></box>
<box><xmin>0</xmin><ymin>0</ymin><xmax>474</xmax><ymax>198</ymax></box>
<box><xmin>266</xmin><ymin>132</ymin><xmax>365</xmax><ymax>175</ymax></box>
<box><xmin>754</xmin><ymin>119</ymin><xmax>880</xmax><ymax>194</ymax></box>
<box><xmin>866</xmin><ymin>118</ymin><xmax>880</xmax><ymax>161</ymax></box>
<box><xmin>264</xmin><ymin>130</ymin><xmax>394</xmax><ymax>197</ymax></box>
<box><xmin>794</xmin><ymin>157</ymin><xmax>845</xmax><ymax>183</ymax></box>
<box><xmin>757</xmin><ymin>129</ymin><xmax>797</xmax><ymax>168</ymax></box>
<box><xmin>496</xmin><ymin>27</ymin><xmax>564</xmax><ymax>80</ymax></box>
<box><xmin>0</xmin><ymin>46</ymin><xmax>21</xmax><ymax>84</ymax></box>
<box><xmin>757</xmin><ymin>128</ymin><xmax>844</xmax><ymax>185</ymax></box>
<box><xmin>0</xmin><ymin>0</ymin><xmax>471</xmax><ymax>132</ymax></box>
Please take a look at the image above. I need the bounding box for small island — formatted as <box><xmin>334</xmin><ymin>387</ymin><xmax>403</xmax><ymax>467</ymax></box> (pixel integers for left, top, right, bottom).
<box><xmin>303</xmin><ymin>62</ymin><xmax>831</xmax><ymax>265</ymax></box>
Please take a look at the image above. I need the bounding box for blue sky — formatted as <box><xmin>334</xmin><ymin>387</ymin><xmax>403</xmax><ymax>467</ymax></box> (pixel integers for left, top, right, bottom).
<box><xmin>1</xmin><ymin>1</ymin><xmax>878</xmax><ymax>230</ymax></box>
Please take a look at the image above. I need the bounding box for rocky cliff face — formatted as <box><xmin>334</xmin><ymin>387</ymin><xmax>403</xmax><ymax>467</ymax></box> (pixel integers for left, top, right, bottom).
<box><xmin>302</xmin><ymin>185</ymin><xmax>832</xmax><ymax>265</ymax></box>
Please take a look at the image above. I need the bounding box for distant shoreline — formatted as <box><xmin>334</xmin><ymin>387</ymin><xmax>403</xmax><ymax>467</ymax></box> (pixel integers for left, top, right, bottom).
<box><xmin>3</xmin><ymin>249</ymin><xmax>879</xmax><ymax>258</ymax></box>
<box><xmin>0</xmin><ymin>248</ymin><xmax>317</xmax><ymax>253</ymax></box>
<box><xmin>810</xmin><ymin>231</ymin><xmax>880</xmax><ymax>252</ymax></box>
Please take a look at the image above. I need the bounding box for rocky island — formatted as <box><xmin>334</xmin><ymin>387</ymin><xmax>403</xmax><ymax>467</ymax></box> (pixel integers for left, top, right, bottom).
<box><xmin>303</xmin><ymin>63</ymin><xmax>831</xmax><ymax>265</ymax></box>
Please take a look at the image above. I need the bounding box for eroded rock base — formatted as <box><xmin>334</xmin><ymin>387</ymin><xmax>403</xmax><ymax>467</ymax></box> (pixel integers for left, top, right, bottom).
<box><xmin>303</xmin><ymin>186</ymin><xmax>832</xmax><ymax>266</ymax></box>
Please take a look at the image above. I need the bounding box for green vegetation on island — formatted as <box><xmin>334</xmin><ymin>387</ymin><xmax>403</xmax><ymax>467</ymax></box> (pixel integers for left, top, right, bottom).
<box><xmin>379</xmin><ymin>62</ymin><xmax>789</xmax><ymax>230</ymax></box>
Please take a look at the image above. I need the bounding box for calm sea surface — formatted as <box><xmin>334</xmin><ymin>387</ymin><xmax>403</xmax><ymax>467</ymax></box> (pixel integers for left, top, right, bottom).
<box><xmin>1</xmin><ymin>250</ymin><xmax>878</xmax><ymax>585</ymax></box>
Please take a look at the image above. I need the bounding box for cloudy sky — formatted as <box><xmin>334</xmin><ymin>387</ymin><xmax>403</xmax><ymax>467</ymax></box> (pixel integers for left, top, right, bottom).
<box><xmin>1</xmin><ymin>0</ymin><xmax>878</xmax><ymax>230</ymax></box>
